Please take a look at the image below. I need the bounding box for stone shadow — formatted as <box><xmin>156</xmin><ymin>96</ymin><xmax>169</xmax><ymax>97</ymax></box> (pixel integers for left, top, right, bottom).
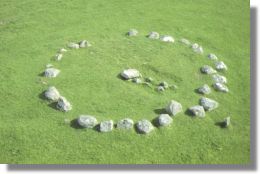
<box><xmin>214</xmin><ymin>121</ymin><xmax>226</xmax><ymax>128</ymax></box>
<box><xmin>153</xmin><ymin>108</ymin><xmax>166</xmax><ymax>114</ymax></box>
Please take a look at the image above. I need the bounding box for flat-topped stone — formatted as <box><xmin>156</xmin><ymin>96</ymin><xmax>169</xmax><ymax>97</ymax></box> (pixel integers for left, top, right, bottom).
<box><xmin>136</xmin><ymin>119</ymin><xmax>154</xmax><ymax>134</ymax></box>
<box><xmin>117</xmin><ymin>118</ymin><xmax>134</xmax><ymax>130</ymax></box>
<box><xmin>199</xmin><ymin>97</ymin><xmax>219</xmax><ymax>111</ymax></box>
<box><xmin>57</xmin><ymin>96</ymin><xmax>72</xmax><ymax>112</ymax></box>
<box><xmin>165</xmin><ymin>100</ymin><xmax>182</xmax><ymax>116</ymax></box>
<box><xmin>189</xmin><ymin>105</ymin><xmax>205</xmax><ymax>117</ymax></box>
<box><xmin>100</xmin><ymin>120</ymin><xmax>114</xmax><ymax>132</ymax></box>
<box><xmin>77</xmin><ymin>115</ymin><xmax>98</xmax><ymax>128</ymax></box>
<box><xmin>120</xmin><ymin>69</ymin><xmax>141</xmax><ymax>80</ymax></box>
<box><xmin>44</xmin><ymin>68</ymin><xmax>60</xmax><ymax>78</ymax></box>
<box><xmin>45</xmin><ymin>86</ymin><xmax>60</xmax><ymax>101</ymax></box>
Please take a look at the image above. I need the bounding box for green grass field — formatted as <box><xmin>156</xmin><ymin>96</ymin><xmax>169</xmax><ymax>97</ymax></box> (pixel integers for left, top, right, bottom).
<box><xmin>0</xmin><ymin>0</ymin><xmax>250</xmax><ymax>164</ymax></box>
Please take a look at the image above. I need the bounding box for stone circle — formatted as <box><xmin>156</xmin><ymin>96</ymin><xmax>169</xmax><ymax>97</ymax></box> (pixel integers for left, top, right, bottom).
<box><xmin>77</xmin><ymin>115</ymin><xmax>98</xmax><ymax>128</ymax></box>
<box><xmin>136</xmin><ymin>119</ymin><xmax>154</xmax><ymax>134</ymax></box>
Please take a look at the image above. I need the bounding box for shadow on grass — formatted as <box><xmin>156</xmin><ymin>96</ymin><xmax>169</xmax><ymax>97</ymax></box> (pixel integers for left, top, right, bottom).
<box><xmin>38</xmin><ymin>72</ymin><xmax>45</xmax><ymax>77</ymax></box>
<box><xmin>184</xmin><ymin>109</ymin><xmax>194</xmax><ymax>117</ymax></box>
<box><xmin>47</xmin><ymin>102</ymin><xmax>60</xmax><ymax>111</ymax></box>
<box><xmin>153</xmin><ymin>108</ymin><xmax>166</xmax><ymax>114</ymax></box>
<box><xmin>151</xmin><ymin>117</ymin><xmax>160</xmax><ymax>127</ymax></box>
<box><xmin>38</xmin><ymin>91</ymin><xmax>46</xmax><ymax>100</ymax></box>
<box><xmin>215</xmin><ymin>121</ymin><xmax>226</xmax><ymax>128</ymax></box>
<box><xmin>116</xmin><ymin>73</ymin><xmax>126</xmax><ymax>80</ymax></box>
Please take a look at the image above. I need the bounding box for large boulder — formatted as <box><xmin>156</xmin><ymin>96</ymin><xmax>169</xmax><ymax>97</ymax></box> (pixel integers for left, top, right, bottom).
<box><xmin>189</xmin><ymin>105</ymin><xmax>205</xmax><ymax>117</ymax></box>
<box><xmin>120</xmin><ymin>69</ymin><xmax>141</xmax><ymax>80</ymax></box>
<box><xmin>212</xmin><ymin>74</ymin><xmax>227</xmax><ymax>84</ymax></box>
<box><xmin>100</xmin><ymin>120</ymin><xmax>114</xmax><ymax>132</ymax></box>
<box><xmin>213</xmin><ymin>83</ymin><xmax>229</xmax><ymax>93</ymax></box>
<box><xmin>157</xmin><ymin>114</ymin><xmax>173</xmax><ymax>126</ymax></box>
<box><xmin>77</xmin><ymin>115</ymin><xmax>98</xmax><ymax>128</ymax></box>
<box><xmin>160</xmin><ymin>35</ymin><xmax>174</xmax><ymax>43</ymax></box>
<box><xmin>148</xmin><ymin>32</ymin><xmax>160</xmax><ymax>39</ymax></box>
<box><xmin>136</xmin><ymin>119</ymin><xmax>154</xmax><ymax>134</ymax></box>
<box><xmin>44</xmin><ymin>86</ymin><xmax>60</xmax><ymax>101</ymax></box>
<box><xmin>199</xmin><ymin>97</ymin><xmax>219</xmax><ymax>111</ymax></box>
<box><xmin>200</xmin><ymin>65</ymin><xmax>217</xmax><ymax>74</ymax></box>
<box><xmin>165</xmin><ymin>100</ymin><xmax>182</xmax><ymax>116</ymax></box>
<box><xmin>197</xmin><ymin>84</ymin><xmax>211</xmax><ymax>94</ymax></box>
<box><xmin>127</xmin><ymin>29</ymin><xmax>138</xmax><ymax>36</ymax></box>
<box><xmin>56</xmin><ymin>96</ymin><xmax>72</xmax><ymax>112</ymax></box>
<box><xmin>44</xmin><ymin>68</ymin><xmax>60</xmax><ymax>78</ymax></box>
<box><xmin>215</xmin><ymin>61</ymin><xmax>227</xmax><ymax>71</ymax></box>
<box><xmin>117</xmin><ymin>118</ymin><xmax>134</xmax><ymax>130</ymax></box>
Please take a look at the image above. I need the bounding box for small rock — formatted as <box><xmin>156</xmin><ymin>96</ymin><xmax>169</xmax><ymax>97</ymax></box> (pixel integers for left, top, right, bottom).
<box><xmin>44</xmin><ymin>68</ymin><xmax>60</xmax><ymax>78</ymax></box>
<box><xmin>157</xmin><ymin>86</ymin><xmax>165</xmax><ymax>92</ymax></box>
<box><xmin>159</xmin><ymin>81</ymin><xmax>169</xmax><ymax>89</ymax></box>
<box><xmin>192</xmin><ymin>43</ymin><xmax>203</xmax><ymax>54</ymax></box>
<box><xmin>68</xmin><ymin>42</ymin><xmax>79</xmax><ymax>49</ymax></box>
<box><xmin>157</xmin><ymin>114</ymin><xmax>173</xmax><ymax>126</ymax></box>
<box><xmin>200</xmin><ymin>65</ymin><xmax>217</xmax><ymax>74</ymax></box>
<box><xmin>192</xmin><ymin>43</ymin><xmax>199</xmax><ymax>49</ymax></box>
<box><xmin>148</xmin><ymin>31</ymin><xmax>160</xmax><ymax>39</ymax></box>
<box><xmin>77</xmin><ymin>115</ymin><xmax>98</xmax><ymax>128</ymax></box>
<box><xmin>117</xmin><ymin>118</ymin><xmax>134</xmax><ymax>130</ymax></box>
<box><xmin>46</xmin><ymin>64</ymin><xmax>53</xmax><ymax>68</ymax></box>
<box><xmin>212</xmin><ymin>74</ymin><xmax>227</xmax><ymax>84</ymax></box>
<box><xmin>100</xmin><ymin>120</ymin><xmax>114</xmax><ymax>132</ymax></box>
<box><xmin>165</xmin><ymin>100</ymin><xmax>182</xmax><ymax>116</ymax></box>
<box><xmin>145</xmin><ymin>77</ymin><xmax>153</xmax><ymax>83</ymax></box>
<box><xmin>120</xmin><ymin>69</ymin><xmax>141</xmax><ymax>80</ymax></box>
<box><xmin>223</xmin><ymin>117</ymin><xmax>231</xmax><ymax>127</ymax></box>
<box><xmin>189</xmin><ymin>105</ymin><xmax>205</xmax><ymax>117</ymax></box>
<box><xmin>197</xmin><ymin>84</ymin><xmax>211</xmax><ymax>94</ymax></box>
<box><xmin>59</xmin><ymin>48</ymin><xmax>67</xmax><ymax>53</ymax></box>
<box><xmin>44</xmin><ymin>86</ymin><xmax>60</xmax><ymax>101</ymax></box>
<box><xmin>199</xmin><ymin>97</ymin><xmax>219</xmax><ymax>111</ymax></box>
<box><xmin>57</xmin><ymin>96</ymin><xmax>72</xmax><ymax>112</ymax></box>
<box><xmin>55</xmin><ymin>53</ymin><xmax>63</xmax><ymax>61</ymax></box>
<box><xmin>132</xmin><ymin>78</ymin><xmax>142</xmax><ymax>84</ymax></box>
<box><xmin>136</xmin><ymin>119</ymin><xmax>154</xmax><ymax>134</ymax></box>
<box><xmin>215</xmin><ymin>61</ymin><xmax>227</xmax><ymax>71</ymax></box>
<box><xmin>213</xmin><ymin>83</ymin><xmax>229</xmax><ymax>93</ymax></box>
<box><xmin>208</xmin><ymin>53</ymin><xmax>218</xmax><ymax>60</ymax></box>
<box><xmin>79</xmin><ymin>40</ymin><xmax>91</xmax><ymax>48</ymax></box>
<box><xmin>160</xmin><ymin>35</ymin><xmax>174</xmax><ymax>43</ymax></box>
<box><xmin>180</xmin><ymin>38</ymin><xmax>191</xmax><ymax>45</ymax></box>
<box><xmin>127</xmin><ymin>29</ymin><xmax>138</xmax><ymax>36</ymax></box>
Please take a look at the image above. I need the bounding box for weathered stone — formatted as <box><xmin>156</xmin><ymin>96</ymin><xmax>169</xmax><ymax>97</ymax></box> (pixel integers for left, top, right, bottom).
<box><xmin>120</xmin><ymin>69</ymin><xmax>141</xmax><ymax>80</ymax></box>
<box><xmin>159</xmin><ymin>81</ymin><xmax>169</xmax><ymax>89</ymax></box>
<box><xmin>68</xmin><ymin>42</ymin><xmax>79</xmax><ymax>49</ymax></box>
<box><xmin>197</xmin><ymin>84</ymin><xmax>211</xmax><ymax>94</ymax></box>
<box><xmin>127</xmin><ymin>29</ymin><xmax>138</xmax><ymax>36</ymax></box>
<box><xmin>189</xmin><ymin>105</ymin><xmax>205</xmax><ymax>117</ymax></box>
<box><xmin>212</xmin><ymin>74</ymin><xmax>227</xmax><ymax>84</ymax></box>
<box><xmin>215</xmin><ymin>61</ymin><xmax>227</xmax><ymax>71</ymax></box>
<box><xmin>132</xmin><ymin>78</ymin><xmax>142</xmax><ymax>84</ymax></box>
<box><xmin>160</xmin><ymin>35</ymin><xmax>174</xmax><ymax>43</ymax></box>
<box><xmin>117</xmin><ymin>118</ymin><xmax>134</xmax><ymax>130</ymax></box>
<box><xmin>165</xmin><ymin>100</ymin><xmax>182</xmax><ymax>116</ymax></box>
<box><xmin>157</xmin><ymin>86</ymin><xmax>165</xmax><ymax>92</ymax></box>
<box><xmin>157</xmin><ymin>114</ymin><xmax>173</xmax><ymax>126</ymax></box>
<box><xmin>148</xmin><ymin>31</ymin><xmax>160</xmax><ymax>39</ymax></box>
<box><xmin>224</xmin><ymin>117</ymin><xmax>231</xmax><ymax>127</ymax></box>
<box><xmin>136</xmin><ymin>119</ymin><xmax>154</xmax><ymax>134</ymax></box>
<box><xmin>200</xmin><ymin>65</ymin><xmax>217</xmax><ymax>74</ymax></box>
<box><xmin>55</xmin><ymin>53</ymin><xmax>63</xmax><ymax>61</ymax></box>
<box><xmin>180</xmin><ymin>38</ymin><xmax>191</xmax><ymax>45</ymax></box>
<box><xmin>213</xmin><ymin>83</ymin><xmax>229</xmax><ymax>93</ymax></box>
<box><xmin>56</xmin><ymin>96</ymin><xmax>72</xmax><ymax>112</ymax></box>
<box><xmin>77</xmin><ymin>115</ymin><xmax>98</xmax><ymax>128</ymax></box>
<box><xmin>79</xmin><ymin>40</ymin><xmax>91</xmax><ymax>48</ymax></box>
<box><xmin>208</xmin><ymin>53</ymin><xmax>218</xmax><ymax>60</ymax></box>
<box><xmin>100</xmin><ymin>120</ymin><xmax>114</xmax><ymax>132</ymax></box>
<box><xmin>199</xmin><ymin>97</ymin><xmax>219</xmax><ymax>111</ymax></box>
<box><xmin>44</xmin><ymin>86</ymin><xmax>60</xmax><ymax>101</ymax></box>
<box><xmin>44</xmin><ymin>68</ymin><xmax>60</xmax><ymax>78</ymax></box>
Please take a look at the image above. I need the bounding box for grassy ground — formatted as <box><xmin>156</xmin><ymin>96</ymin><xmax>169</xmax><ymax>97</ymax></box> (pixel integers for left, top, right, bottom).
<box><xmin>0</xmin><ymin>0</ymin><xmax>250</xmax><ymax>164</ymax></box>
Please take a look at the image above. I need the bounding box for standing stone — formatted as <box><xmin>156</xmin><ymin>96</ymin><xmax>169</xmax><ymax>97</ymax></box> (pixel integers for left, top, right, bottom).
<box><xmin>215</xmin><ymin>61</ymin><xmax>227</xmax><ymax>71</ymax></box>
<box><xmin>120</xmin><ymin>69</ymin><xmax>141</xmax><ymax>79</ymax></box>
<box><xmin>44</xmin><ymin>86</ymin><xmax>60</xmax><ymax>101</ymax></box>
<box><xmin>68</xmin><ymin>42</ymin><xmax>80</xmax><ymax>49</ymax></box>
<box><xmin>136</xmin><ymin>119</ymin><xmax>154</xmax><ymax>134</ymax></box>
<box><xmin>208</xmin><ymin>53</ymin><xmax>218</xmax><ymax>60</ymax></box>
<box><xmin>200</xmin><ymin>65</ymin><xmax>217</xmax><ymax>74</ymax></box>
<box><xmin>117</xmin><ymin>118</ymin><xmax>134</xmax><ymax>130</ymax></box>
<box><xmin>127</xmin><ymin>29</ymin><xmax>138</xmax><ymax>36</ymax></box>
<box><xmin>223</xmin><ymin>117</ymin><xmax>231</xmax><ymax>127</ymax></box>
<box><xmin>56</xmin><ymin>96</ymin><xmax>72</xmax><ymax>112</ymax></box>
<box><xmin>189</xmin><ymin>105</ymin><xmax>205</xmax><ymax>117</ymax></box>
<box><xmin>100</xmin><ymin>120</ymin><xmax>114</xmax><ymax>132</ymax></box>
<box><xmin>44</xmin><ymin>68</ymin><xmax>60</xmax><ymax>78</ymax></box>
<box><xmin>77</xmin><ymin>115</ymin><xmax>98</xmax><ymax>128</ymax></box>
<box><xmin>157</xmin><ymin>114</ymin><xmax>173</xmax><ymax>126</ymax></box>
<box><xmin>180</xmin><ymin>38</ymin><xmax>191</xmax><ymax>45</ymax></box>
<box><xmin>160</xmin><ymin>35</ymin><xmax>174</xmax><ymax>43</ymax></box>
<box><xmin>159</xmin><ymin>81</ymin><xmax>169</xmax><ymax>89</ymax></box>
<box><xmin>55</xmin><ymin>53</ymin><xmax>63</xmax><ymax>61</ymax></box>
<box><xmin>148</xmin><ymin>32</ymin><xmax>160</xmax><ymax>39</ymax></box>
<box><xmin>199</xmin><ymin>97</ymin><xmax>219</xmax><ymax>111</ymax></box>
<box><xmin>212</xmin><ymin>74</ymin><xmax>227</xmax><ymax>84</ymax></box>
<box><xmin>79</xmin><ymin>40</ymin><xmax>91</xmax><ymax>48</ymax></box>
<box><xmin>197</xmin><ymin>84</ymin><xmax>211</xmax><ymax>94</ymax></box>
<box><xmin>165</xmin><ymin>100</ymin><xmax>182</xmax><ymax>116</ymax></box>
<box><xmin>213</xmin><ymin>83</ymin><xmax>229</xmax><ymax>93</ymax></box>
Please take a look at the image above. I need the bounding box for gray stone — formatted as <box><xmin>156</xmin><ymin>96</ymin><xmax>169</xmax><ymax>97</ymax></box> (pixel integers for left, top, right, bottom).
<box><xmin>180</xmin><ymin>38</ymin><xmax>191</xmax><ymax>45</ymax></box>
<box><xmin>148</xmin><ymin>31</ymin><xmax>160</xmax><ymax>39</ymax></box>
<box><xmin>224</xmin><ymin>117</ymin><xmax>231</xmax><ymax>127</ymax></box>
<box><xmin>159</xmin><ymin>81</ymin><xmax>169</xmax><ymax>89</ymax></box>
<box><xmin>200</xmin><ymin>65</ymin><xmax>217</xmax><ymax>74</ymax></box>
<box><xmin>208</xmin><ymin>53</ymin><xmax>218</xmax><ymax>60</ymax></box>
<box><xmin>132</xmin><ymin>78</ymin><xmax>142</xmax><ymax>84</ymax></box>
<box><xmin>55</xmin><ymin>53</ymin><xmax>63</xmax><ymax>61</ymax></box>
<box><xmin>77</xmin><ymin>115</ymin><xmax>98</xmax><ymax>128</ymax></box>
<box><xmin>197</xmin><ymin>84</ymin><xmax>211</xmax><ymax>94</ymax></box>
<box><xmin>44</xmin><ymin>68</ymin><xmax>60</xmax><ymax>78</ymax></box>
<box><xmin>117</xmin><ymin>118</ymin><xmax>134</xmax><ymax>130</ymax></box>
<box><xmin>215</xmin><ymin>61</ymin><xmax>227</xmax><ymax>71</ymax></box>
<box><xmin>44</xmin><ymin>86</ymin><xmax>60</xmax><ymax>101</ymax></box>
<box><xmin>165</xmin><ymin>100</ymin><xmax>182</xmax><ymax>116</ymax></box>
<box><xmin>212</xmin><ymin>74</ymin><xmax>227</xmax><ymax>84</ymax></box>
<box><xmin>79</xmin><ymin>40</ymin><xmax>91</xmax><ymax>48</ymax></box>
<box><xmin>199</xmin><ymin>97</ymin><xmax>219</xmax><ymax>111</ymax></box>
<box><xmin>213</xmin><ymin>83</ymin><xmax>229</xmax><ymax>93</ymax></box>
<box><xmin>136</xmin><ymin>119</ymin><xmax>154</xmax><ymax>134</ymax></box>
<box><xmin>68</xmin><ymin>42</ymin><xmax>79</xmax><ymax>49</ymax></box>
<box><xmin>56</xmin><ymin>96</ymin><xmax>72</xmax><ymax>112</ymax></box>
<box><xmin>157</xmin><ymin>86</ymin><xmax>165</xmax><ymax>92</ymax></box>
<box><xmin>120</xmin><ymin>69</ymin><xmax>141</xmax><ymax>80</ymax></box>
<box><xmin>157</xmin><ymin>114</ymin><xmax>173</xmax><ymax>126</ymax></box>
<box><xmin>100</xmin><ymin>120</ymin><xmax>114</xmax><ymax>132</ymax></box>
<box><xmin>160</xmin><ymin>35</ymin><xmax>174</xmax><ymax>43</ymax></box>
<box><xmin>127</xmin><ymin>29</ymin><xmax>138</xmax><ymax>36</ymax></box>
<box><xmin>189</xmin><ymin>105</ymin><xmax>205</xmax><ymax>117</ymax></box>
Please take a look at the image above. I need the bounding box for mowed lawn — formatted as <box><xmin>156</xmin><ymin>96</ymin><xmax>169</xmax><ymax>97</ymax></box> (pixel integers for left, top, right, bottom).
<box><xmin>0</xmin><ymin>0</ymin><xmax>250</xmax><ymax>164</ymax></box>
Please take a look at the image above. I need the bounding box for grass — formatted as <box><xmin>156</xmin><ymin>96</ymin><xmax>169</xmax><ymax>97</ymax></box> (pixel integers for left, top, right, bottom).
<box><xmin>0</xmin><ymin>0</ymin><xmax>250</xmax><ymax>164</ymax></box>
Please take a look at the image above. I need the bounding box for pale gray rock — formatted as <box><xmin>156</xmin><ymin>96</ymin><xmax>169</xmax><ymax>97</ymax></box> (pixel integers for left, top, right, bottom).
<box><xmin>165</xmin><ymin>100</ymin><xmax>182</xmax><ymax>116</ymax></box>
<box><xmin>159</xmin><ymin>81</ymin><xmax>169</xmax><ymax>89</ymax></box>
<box><xmin>224</xmin><ymin>117</ymin><xmax>231</xmax><ymax>127</ymax></box>
<box><xmin>189</xmin><ymin>105</ymin><xmax>205</xmax><ymax>117</ymax></box>
<box><xmin>120</xmin><ymin>69</ymin><xmax>141</xmax><ymax>79</ymax></box>
<box><xmin>215</xmin><ymin>61</ymin><xmax>227</xmax><ymax>71</ymax></box>
<box><xmin>160</xmin><ymin>35</ymin><xmax>174</xmax><ymax>43</ymax></box>
<box><xmin>157</xmin><ymin>114</ymin><xmax>173</xmax><ymax>126</ymax></box>
<box><xmin>197</xmin><ymin>84</ymin><xmax>211</xmax><ymax>94</ymax></box>
<box><xmin>77</xmin><ymin>115</ymin><xmax>97</xmax><ymax>128</ymax></box>
<box><xmin>148</xmin><ymin>31</ymin><xmax>160</xmax><ymax>39</ymax></box>
<box><xmin>127</xmin><ymin>29</ymin><xmax>138</xmax><ymax>36</ymax></box>
<box><xmin>192</xmin><ymin>43</ymin><xmax>199</xmax><ymax>49</ymax></box>
<box><xmin>68</xmin><ymin>42</ymin><xmax>79</xmax><ymax>49</ymax></box>
<box><xmin>117</xmin><ymin>118</ymin><xmax>134</xmax><ymax>130</ymax></box>
<box><xmin>132</xmin><ymin>78</ymin><xmax>142</xmax><ymax>84</ymax></box>
<box><xmin>44</xmin><ymin>68</ymin><xmax>60</xmax><ymax>78</ymax></box>
<box><xmin>59</xmin><ymin>48</ymin><xmax>67</xmax><ymax>53</ymax></box>
<box><xmin>212</xmin><ymin>74</ymin><xmax>227</xmax><ymax>84</ymax></box>
<box><xmin>200</xmin><ymin>65</ymin><xmax>217</xmax><ymax>74</ymax></box>
<box><xmin>157</xmin><ymin>86</ymin><xmax>165</xmax><ymax>92</ymax></box>
<box><xmin>208</xmin><ymin>53</ymin><xmax>218</xmax><ymax>60</ymax></box>
<box><xmin>79</xmin><ymin>40</ymin><xmax>91</xmax><ymax>48</ymax></box>
<box><xmin>213</xmin><ymin>83</ymin><xmax>229</xmax><ymax>93</ymax></box>
<box><xmin>44</xmin><ymin>86</ymin><xmax>60</xmax><ymax>101</ymax></box>
<box><xmin>199</xmin><ymin>97</ymin><xmax>219</xmax><ymax>111</ymax></box>
<box><xmin>100</xmin><ymin>120</ymin><xmax>114</xmax><ymax>132</ymax></box>
<box><xmin>180</xmin><ymin>38</ymin><xmax>191</xmax><ymax>45</ymax></box>
<box><xmin>56</xmin><ymin>96</ymin><xmax>72</xmax><ymax>112</ymax></box>
<box><xmin>136</xmin><ymin>119</ymin><xmax>154</xmax><ymax>134</ymax></box>
<box><xmin>55</xmin><ymin>53</ymin><xmax>63</xmax><ymax>61</ymax></box>
<box><xmin>192</xmin><ymin>43</ymin><xmax>203</xmax><ymax>54</ymax></box>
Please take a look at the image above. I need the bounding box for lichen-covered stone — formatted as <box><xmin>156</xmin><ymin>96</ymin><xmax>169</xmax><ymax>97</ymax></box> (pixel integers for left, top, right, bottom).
<box><xmin>212</xmin><ymin>74</ymin><xmax>227</xmax><ymax>84</ymax></box>
<box><xmin>215</xmin><ymin>61</ymin><xmax>227</xmax><ymax>71</ymax></box>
